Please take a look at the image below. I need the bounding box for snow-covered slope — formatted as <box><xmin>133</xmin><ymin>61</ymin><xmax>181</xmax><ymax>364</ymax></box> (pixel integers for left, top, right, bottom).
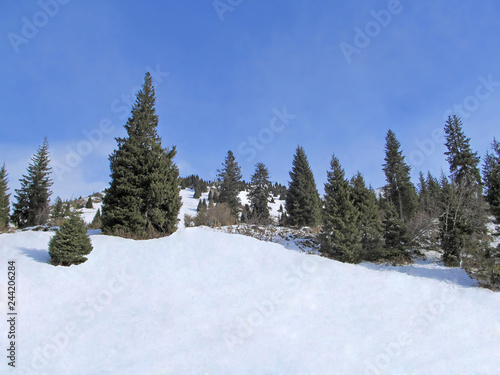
<box><xmin>80</xmin><ymin>202</ymin><xmax>102</xmax><ymax>225</ymax></box>
<box><xmin>1</xmin><ymin>227</ymin><xmax>500</xmax><ymax>375</ymax></box>
<box><xmin>2</xmin><ymin>189</ymin><xmax>499</xmax><ymax>374</ymax></box>
<box><xmin>178</xmin><ymin>188</ymin><xmax>210</xmax><ymax>227</ymax></box>
<box><xmin>238</xmin><ymin>190</ymin><xmax>286</xmax><ymax>219</ymax></box>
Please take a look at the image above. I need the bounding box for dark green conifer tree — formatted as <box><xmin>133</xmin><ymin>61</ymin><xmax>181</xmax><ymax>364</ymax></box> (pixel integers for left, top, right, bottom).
<box><xmin>440</xmin><ymin>117</ymin><xmax>489</xmax><ymax>266</ymax></box>
<box><xmin>193</xmin><ymin>186</ymin><xmax>201</xmax><ymax>199</ymax></box>
<box><xmin>320</xmin><ymin>154</ymin><xmax>362</xmax><ymax>263</ymax></box>
<box><xmin>51</xmin><ymin>197</ymin><xmax>63</xmax><ymax>216</ymax></box>
<box><xmin>444</xmin><ymin>115</ymin><xmax>482</xmax><ymax>185</ymax></box>
<box><xmin>101</xmin><ymin>73</ymin><xmax>181</xmax><ymax>238</ymax></box>
<box><xmin>12</xmin><ymin>138</ymin><xmax>53</xmax><ymax>228</ymax></box>
<box><xmin>50</xmin><ymin>197</ymin><xmax>65</xmax><ymax>224</ymax></box>
<box><xmin>350</xmin><ymin>172</ymin><xmax>384</xmax><ymax>260</ymax></box>
<box><xmin>438</xmin><ymin>172</ymin><xmax>489</xmax><ymax>266</ymax></box>
<box><xmin>216</xmin><ymin>150</ymin><xmax>242</xmax><ymax>217</ymax></box>
<box><xmin>417</xmin><ymin>171</ymin><xmax>441</xmax><ymax>217</ymax></box>
<box><xmin>85</xmin><ymin>197</ymin><xmax>93</xmax><ymax>209</ymax></box>
<box><xmin>90</xmin><ymin>208</ymin><xmax>102</xmax><ymax>229</ymax></box>
<box><xmin>49</xmin><ymin>211</ymin><xmax>93</xmax><ymax>266</ymax></box>
<box><xmin>0</xmin><ymin>163</ymin><xmax>10</xmax><ymax>230</ymax></box>
<box><xmin>382</xmin><ymin>199</ymin><xmax>410</xmax><ymax>260</ymax></box>
<box><xmin>196</xmin><ymin>199</ymin><xmax>207</xmax><ymax>213</ymax></box>
<box><xmin>382</xmin><ymin>130</ymin><xmax>418</xmax><ymax>222</ymax></box>
<box><xmin>417</xmin><ymin>171</ymin><xmax>430</xmax><ymax>212</ymax></box>
<box><xmin>63</xmin><ymin>202</ymin><xmax>71</xmax><ymax>217</ymax></box>
<box><xmin>427</xmin><ymin>172</ymin><xmax>441</xmax><ymax>214</ymax></box>
<box><xmin>248</xmin><ymin>162</ymin><xmax>271</xmax><ymax>222</ymax></box>
<box><xmin>285</xmin><ymin>146</ymin><xmax>321</xmax><ymax>227</ymax></box>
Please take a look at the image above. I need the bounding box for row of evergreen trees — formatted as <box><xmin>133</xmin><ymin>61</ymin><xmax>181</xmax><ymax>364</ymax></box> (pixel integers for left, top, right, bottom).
<box><xmin>1</xmin><ymin>73</ymin><xmax>498</xmax><ymax>288</ymax></box>
<box><xmin>180</xmin><ymin>175</ymin><xmax>210</xmax><ymax>198</ymax></box>
<box><xmin>193</xmin><ymin>115</ymin><xmax>498</xmax><ymax>288</ymax></box>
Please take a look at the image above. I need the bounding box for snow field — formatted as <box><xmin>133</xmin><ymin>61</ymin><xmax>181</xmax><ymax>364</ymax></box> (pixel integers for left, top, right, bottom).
<box><xmin>1</xmin><ymin>227</ymin><xmax>500</xmax><ymax>374</ymax></box>
<box><xmin>1</xmin><ymin>189</ymin><xmax>499</xmax><ymax>374</ymax></box>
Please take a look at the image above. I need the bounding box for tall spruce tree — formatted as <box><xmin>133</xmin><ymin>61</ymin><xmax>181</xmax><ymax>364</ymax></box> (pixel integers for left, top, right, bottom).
<box><xmin>216</xmin><ymin>150</ymin><xmax>242</xmax><ymax>217</ymax></box>
<box><xmin>350</xmin><ymin>172</ymin><xmax>384</xmax><ymax>260</ymax></box>
<box><xmin>285</xmin><ymin>146</ymin><xmax>321</xmax><ymax>227</ymax></box>
<box><xmin>382</xmin><ymin>130</ymin><xmax>418</xmax><ymax>222</ymax></box>
<box><xmin>483</xmin><ymin>138</ymin><xmax>500</xmax><ymax>222</ymax></box>
<box><xmin>440</xmin><ymin>117</ymin><xmax>489</xmax><ymax>267</ymax></box>
<box><xmin>320</xmin><ymin>154</ymin><xmax>362</xmax><ymax>263</ymax></box>
<box><xmin>248</xmin><ymin>162</ymin><xmax>271</xmax><ymax>222</ymax></box>
<box><xmin>444</xmin><ymin>115</ymin><xmax>482</xmax><ymax>185</ymax></box>
<box><xmin>49</xmin><ymin>210</ymin><xmax>93</xmax><ymax>266</ymax></box>
<box><xmin>0</xmin><ymin>163</ymin><xmax>10</xmax><ymax>229</ymax></box>
<box><xmin>101</xmin><ymin>73</ymin><xmax>181</xmax><ymax>238</ymax></box>
<box><xmin>12</xmin><ymin>138</ymin><xmax>53</xmax><ymax>228</ymax></box>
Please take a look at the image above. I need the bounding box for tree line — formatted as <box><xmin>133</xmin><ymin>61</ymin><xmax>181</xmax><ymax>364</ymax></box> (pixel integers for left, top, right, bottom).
<box><xmin>0</xmin><ymin>72</ymin><xmax>499</xmax><ymax>290</ymax></box>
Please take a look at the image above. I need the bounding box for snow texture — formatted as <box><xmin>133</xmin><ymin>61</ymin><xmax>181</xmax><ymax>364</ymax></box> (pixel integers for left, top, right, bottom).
<box><xmin>1</xmin><ymin>190</ymin><xmax>499</xmax><ymax>374</ymax></box>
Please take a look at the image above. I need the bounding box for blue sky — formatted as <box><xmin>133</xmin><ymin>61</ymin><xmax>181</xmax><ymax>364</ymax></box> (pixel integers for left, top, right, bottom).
<box><xmin>1</xmin><ymin>0</ymin><xmax>500</xmax><ymax>199</ymax></box>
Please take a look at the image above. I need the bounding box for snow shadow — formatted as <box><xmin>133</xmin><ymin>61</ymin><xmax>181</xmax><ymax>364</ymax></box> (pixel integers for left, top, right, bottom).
<box><xmin>359</xmin><ymin>259</ymin><xmax>478</xmax><ymax>288</ymax></box>
<box><xmin>20</xmin><ymin>248</ymin><xmax>50</xmax><ymax>264</ymax></box>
